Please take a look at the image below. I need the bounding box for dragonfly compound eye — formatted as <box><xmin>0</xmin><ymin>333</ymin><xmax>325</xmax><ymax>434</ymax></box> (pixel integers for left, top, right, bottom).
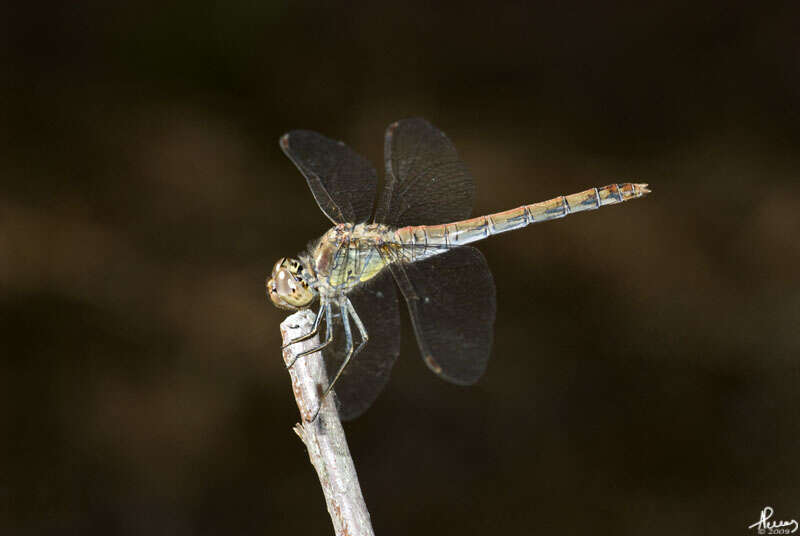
<box><xmin>268</xmin><ymin>266</ymin><xmax>314</xmax><ymax>310</ymax></box>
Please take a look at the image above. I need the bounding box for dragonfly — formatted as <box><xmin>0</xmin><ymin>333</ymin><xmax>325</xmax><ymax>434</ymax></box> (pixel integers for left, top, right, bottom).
<box><xmin>268</xmin><ymin>118</ymin><xmax>650</xmax><ymax>421</ymax></box>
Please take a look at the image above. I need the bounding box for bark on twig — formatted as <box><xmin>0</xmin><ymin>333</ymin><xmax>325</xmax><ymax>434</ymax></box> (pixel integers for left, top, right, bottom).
<box><xmin>280</xmin><ymin>310</ymin><xmax>375</xmax><ymax>536</ymax></box>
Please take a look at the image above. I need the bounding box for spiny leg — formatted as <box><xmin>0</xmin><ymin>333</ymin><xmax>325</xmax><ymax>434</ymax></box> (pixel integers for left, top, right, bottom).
<box><xmin>308</xmin><ymin>299</ymin><xmax>369</xmax><ymax>422</ymax></box>
<box><xmin>345</xmin><ymin>298</ymin><xmax>369</xmax><ymax>360</ymax></box>
<box><xmin>286</xmin><ymin>301</ymin><xmax>334</xmax><ymax>369</ymax></box>
<box><xmin>282</xmin><ymin>303</ymin><xmax>325</xmax><ymax>351</ymax></box>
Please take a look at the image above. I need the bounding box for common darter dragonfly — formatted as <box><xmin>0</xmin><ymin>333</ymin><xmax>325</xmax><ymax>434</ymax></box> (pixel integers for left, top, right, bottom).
<box><xmin>268</xmin><ymin>118</ymin><xmax>650</xmax><ymax>421</ymax></box>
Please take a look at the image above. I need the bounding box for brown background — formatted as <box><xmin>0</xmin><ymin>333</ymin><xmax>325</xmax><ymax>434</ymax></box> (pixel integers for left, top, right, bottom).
<box><xmin>2</xmin><ymin>1</ymin><xmax>799</xmax><ymax>534</ymax></box>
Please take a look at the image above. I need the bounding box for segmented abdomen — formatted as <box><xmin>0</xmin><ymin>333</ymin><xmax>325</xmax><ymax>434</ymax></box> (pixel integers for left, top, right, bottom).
<box><xmin>394</xmin><ymin>182</ymin><xmax>650</xmax><ymax>261</ymax></box>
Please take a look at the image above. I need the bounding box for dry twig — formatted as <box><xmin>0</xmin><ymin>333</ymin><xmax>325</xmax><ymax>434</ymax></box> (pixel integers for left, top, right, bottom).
<box><xmin>280</xmin><ymin>309</ymin><xmax>376</xmax><ymax>536</ymax></box>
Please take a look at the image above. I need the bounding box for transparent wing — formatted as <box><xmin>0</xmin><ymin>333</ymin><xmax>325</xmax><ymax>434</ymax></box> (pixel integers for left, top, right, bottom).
<box><xmin>387</xmin><ymin>246</ymin><xmax>496</xmax><ymax>385</ymax></box>
<box><xmin>324</xmin><ymin>269</ymin><xmax>401</xmax><ymax>420</ymax></box>
<box><xmin>280</xmin><ymin>130</ymin><xmax>378</xmax><ymax>224</ymax></box>
<box><xmin>375</xmin><ymin>118</ymin><xmax>475</xmax><ymax>227</ymax></box>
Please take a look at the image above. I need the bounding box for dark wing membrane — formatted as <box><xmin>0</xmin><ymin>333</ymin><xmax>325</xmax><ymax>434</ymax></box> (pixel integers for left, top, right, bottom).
<box><xmin>324</xmin><ymin>269</ymin><xmax>401</xmax><ymax>420</ymax></box>
<box><xmin>280</xmin><ymin>130</ymin><xmax>378</xmax><ymax>224</ymax></box>
<box><xmin>388</xmin><ymin>246</ymin><xmax>496</xmax><ymax>385</ymax></box>
<box><xmin>375</xmin><ymin>118</ymin><xmax>475</xmax><ymax>227</ymax></box>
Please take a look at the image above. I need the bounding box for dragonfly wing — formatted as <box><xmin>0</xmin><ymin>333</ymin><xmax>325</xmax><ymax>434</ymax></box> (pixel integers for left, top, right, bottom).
<box><xmin>388</xmin><ymin>246</ymin><xmax>496</xmax><ymax>384</ymax></box>
<box><xmin>375</xmin><ymin>118</ymin><xmax>475</xmax><ymax>227</ymax></box>
<box><xmin>280</xmin><ymin>130</ymin><xmax>378</xmax><ymax>224</ymax></box>
<box><xmin>324</xmin><ymin>269</ymin><xmax>401</xmax><ymax>420</ymax></box>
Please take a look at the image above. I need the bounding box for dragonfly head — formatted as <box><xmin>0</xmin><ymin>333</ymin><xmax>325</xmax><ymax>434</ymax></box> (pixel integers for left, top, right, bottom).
<box><xmin>267</xmin><ymin>257</ymin><xmax>316</xmax><ymax>310</ymax></box>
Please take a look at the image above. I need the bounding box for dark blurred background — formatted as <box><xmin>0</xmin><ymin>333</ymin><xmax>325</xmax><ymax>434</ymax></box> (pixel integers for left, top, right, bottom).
<box><xmin>2</xmin><ymin>1</ymin><xmax>799</xmax><ymax>534</ymax></box>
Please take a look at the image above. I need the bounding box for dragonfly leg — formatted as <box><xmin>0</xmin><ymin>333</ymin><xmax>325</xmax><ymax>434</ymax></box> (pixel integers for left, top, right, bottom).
<box><xmin>286</xmin><ymin>302</ymin><xmax>334</xmax><ymax>369</ymax></box>
<box><xmin>282</xmin><ymin>304</ymin><xmax>325</xmax><ymax>350</ymax></box>
<box><xmin>308</xmin><ymin>299</ymin><xmax>369</xmax><ymax>422</ymax></box>
<box><xmin>345</xmin><ymin>298</ymin><xmax>369</xmax><ymax>359</ymax></box>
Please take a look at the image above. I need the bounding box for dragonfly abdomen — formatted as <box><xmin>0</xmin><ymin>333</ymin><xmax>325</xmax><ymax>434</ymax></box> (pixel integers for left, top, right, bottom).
<box><xmin>396</xmin><ymin>183</ymin><xmax>650</xmax><ymax>258</ymax></box>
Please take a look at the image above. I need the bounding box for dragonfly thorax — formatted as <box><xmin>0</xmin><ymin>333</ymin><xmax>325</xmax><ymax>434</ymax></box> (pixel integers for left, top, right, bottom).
<box><xmin>266</xmin><ymin>256</ymin><xmax>317</xmax><ymax>310</ymax></box>
<box><xmin>310</xmin><ymin>223</ymin><xmax>395</xmax><ymax>298</ymax></box>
